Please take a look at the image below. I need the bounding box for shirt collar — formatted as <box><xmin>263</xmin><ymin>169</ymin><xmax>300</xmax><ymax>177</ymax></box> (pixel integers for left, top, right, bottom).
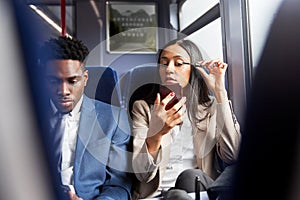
<box><xmin>70</xmin><ymin>96</ymin><xmax>83</xmax><ymax>117</ymax></box>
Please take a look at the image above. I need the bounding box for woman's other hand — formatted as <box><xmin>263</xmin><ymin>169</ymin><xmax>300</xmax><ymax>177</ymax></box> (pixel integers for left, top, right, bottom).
<box><xmin>196</xmin><ymin>59</ymin><xmax>228</xmax><ymax>103</ymax></box>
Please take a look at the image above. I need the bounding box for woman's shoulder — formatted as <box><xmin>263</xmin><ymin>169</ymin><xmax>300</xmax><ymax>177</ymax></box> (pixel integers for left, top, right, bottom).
<box><xmin>132</xmin><ymin>99</ymin><xmax>151</xmax><ymax>112</ymax></box>
<box><xmin>133</xmin><ymin>99</ymin><xmax>148</xmax><ymax>106</ymax></box>
<box><xmin>193</xmin><ymin>96</ymin><xmax>215</xmax><ymax>118</ymax></box>
<box><xmin>130</xmin><ymin>100</ymin><xmax>152</xmax><ymax>122</ymax></box>
<box><xmin>197</xmin><ymin>96</ymin><xmax>214</xmax><ymax>109</ymax></box>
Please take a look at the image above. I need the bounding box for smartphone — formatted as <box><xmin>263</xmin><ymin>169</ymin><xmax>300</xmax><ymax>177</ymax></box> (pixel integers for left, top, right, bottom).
<box><xmin>159</xmin><ymin>83</ymin><xmax>183</xmax><ymax>110</ymax></box>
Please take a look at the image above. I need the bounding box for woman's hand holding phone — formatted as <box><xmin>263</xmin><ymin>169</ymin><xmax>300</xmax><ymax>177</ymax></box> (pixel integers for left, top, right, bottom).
<box><xmin>146</xmin><ymin>83</ymin><xmax>186</xmax><ymax>156</ymax></box>
<box><xmin>148</xmin><ymin>83</ymin><xmax>185</xmax><ymax>137</ymax></box>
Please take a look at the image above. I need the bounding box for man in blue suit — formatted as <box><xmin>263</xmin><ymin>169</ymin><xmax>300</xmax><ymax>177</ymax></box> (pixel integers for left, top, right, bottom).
<box><xmin>39</xmin><ymin>36</ymin><xmax>132</xmax><ymax>200</ymax></box>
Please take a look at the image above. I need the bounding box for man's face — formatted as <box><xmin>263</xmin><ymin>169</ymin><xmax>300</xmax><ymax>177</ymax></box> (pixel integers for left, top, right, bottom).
<box><xmin>45</xmin><ymin>59</ymin><xmax>88</xmax><ymax>113</ymax></box>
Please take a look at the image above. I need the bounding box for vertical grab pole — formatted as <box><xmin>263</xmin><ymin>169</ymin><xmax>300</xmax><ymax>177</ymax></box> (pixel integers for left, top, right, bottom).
<box><xmin>195</xmin><ymin>175</ymin><xmax>201</xmax><ymax>200</ymax></box>
<box><xmin>61</xmin><ymin>0</ymin><xmax>66</xmax><ymax>36</ymax></box>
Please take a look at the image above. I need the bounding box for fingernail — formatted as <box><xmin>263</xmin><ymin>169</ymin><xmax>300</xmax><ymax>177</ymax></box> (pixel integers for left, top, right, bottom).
<box><xmin>170</xmin><ymin>92</ymin><xmax>175</xmax><ymax>96</ymax></box>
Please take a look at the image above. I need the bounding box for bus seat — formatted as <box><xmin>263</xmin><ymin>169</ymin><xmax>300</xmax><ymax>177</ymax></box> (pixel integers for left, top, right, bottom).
<box><xmin>119</xmin><ymin>65</ymin><xmax>159</xmax><ymax>110</ymax></box>
<box><xmin>85</xmin><ymin>66</ymin><xmax>121</xmax><ymax>106</ymax></box>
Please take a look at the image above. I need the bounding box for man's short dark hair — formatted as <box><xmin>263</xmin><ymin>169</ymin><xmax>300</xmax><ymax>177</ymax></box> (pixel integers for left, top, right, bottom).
<box><xmin>39</xmin><ymin>36</ymin><xmax>89</xmax><ymax>65</ymax></box>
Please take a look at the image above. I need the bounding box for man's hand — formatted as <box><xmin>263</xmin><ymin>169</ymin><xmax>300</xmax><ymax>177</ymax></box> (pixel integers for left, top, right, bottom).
<box><xmin>68</xmin><ymin>191</ymin><xmax>83</xmax><ymax>200</ymax></box>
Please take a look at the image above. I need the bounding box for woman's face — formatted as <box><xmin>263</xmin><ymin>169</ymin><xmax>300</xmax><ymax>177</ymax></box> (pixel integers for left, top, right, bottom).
<box><xmin>159</xmin><ymin>44</ymin><xmax>191</xmax><ymax>88</ymax></box>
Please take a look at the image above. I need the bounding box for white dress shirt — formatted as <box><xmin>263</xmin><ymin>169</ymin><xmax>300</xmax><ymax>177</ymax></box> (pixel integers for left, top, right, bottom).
<box><xmin>156</xmin><ymin>114</ymin><xmax>197</xmax><ymax>193</ymax></box>
<box><xmin>50</xmin><ymin>96</ymin><xmax>83</xmax><ymax>194</ymax></box>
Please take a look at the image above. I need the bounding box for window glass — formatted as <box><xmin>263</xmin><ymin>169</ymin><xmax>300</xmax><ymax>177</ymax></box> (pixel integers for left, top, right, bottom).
<box><xmin>180</xmin><ymin>0</ymin><xmax>218</xmax><ymax>30</ymax></box>
<box><xmin>248</xmin><ymin>0</ymin><xmax>284</xmax><ymax>68</ymax></box>
<box><xmin>186</xmin><ymin>18</ymin><xmax>223</xmax><ymax>61</ymax></box>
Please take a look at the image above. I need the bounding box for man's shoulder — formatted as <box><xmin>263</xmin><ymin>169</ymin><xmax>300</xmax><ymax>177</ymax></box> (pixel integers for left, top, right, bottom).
<box><xmin>93</xmin><ymin>99</ymin><xmax>121</xmax><ymax>114</ymax></box>
<box><xmin>83</xmin><ymin>95</ymin><xmax>117</xmax><ymax>110</ymax></box>
<box><xmin>83</xmin><ymin>96</ymin><xmax>123</xmax><ymax>121</ymax></box>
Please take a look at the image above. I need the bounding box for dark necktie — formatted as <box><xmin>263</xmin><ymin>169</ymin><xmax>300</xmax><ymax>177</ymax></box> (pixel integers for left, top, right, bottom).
<box><xmin>49</xmin><ymin>113</ymin><xmax>70</xmax><ymax>199</ymax></box>
<box><xmin>51</xmin><ymin>113</ymin><xmax>67</xmax><ymax>173</ymax></box>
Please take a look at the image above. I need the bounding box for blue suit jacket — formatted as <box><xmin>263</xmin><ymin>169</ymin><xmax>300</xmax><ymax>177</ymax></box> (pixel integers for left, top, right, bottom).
<box><xmin>72</xmin><ymin>95</ymin><xmax>132</xmax><ymax>200</ymax></box>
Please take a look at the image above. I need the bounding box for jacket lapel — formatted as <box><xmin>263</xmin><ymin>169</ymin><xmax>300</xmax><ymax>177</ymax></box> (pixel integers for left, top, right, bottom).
<box><xmin>74</xmin><ymin>96</ymin><xmax>110</xmax><ymax>176</ymax></box>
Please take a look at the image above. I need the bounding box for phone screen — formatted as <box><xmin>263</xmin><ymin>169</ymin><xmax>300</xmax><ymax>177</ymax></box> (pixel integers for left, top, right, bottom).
<box><xmin>159</xmin><ymin>83</ymin><xmax>182</xmax><ymax>110</ymax></box>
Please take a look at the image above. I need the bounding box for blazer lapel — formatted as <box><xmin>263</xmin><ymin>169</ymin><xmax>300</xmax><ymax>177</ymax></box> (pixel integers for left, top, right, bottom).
<box><xmin>74</xmin><ymin>96</ymin><xmax>110</xmax><ymax>176</ymax></box>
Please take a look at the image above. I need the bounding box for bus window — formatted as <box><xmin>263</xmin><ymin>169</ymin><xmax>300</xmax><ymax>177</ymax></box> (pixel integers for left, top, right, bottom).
<box><xmin>185</xmin><ymin>18</ymin><xmax>223</xmax><ymax>61</ymax></box>
<box><xmin>179</xmin><ymin>0</ymin><xmax>223</xmax><ymax>62</ymax></box>
<box><xmin>180</xmin><ymin>0</ymin><xmax>219</xmax><ymax>30</ymax></box>
<box><xmin>248</xmin><ymin>0</ymin><xmax>284</xmax><ymax>70</ymax></box>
